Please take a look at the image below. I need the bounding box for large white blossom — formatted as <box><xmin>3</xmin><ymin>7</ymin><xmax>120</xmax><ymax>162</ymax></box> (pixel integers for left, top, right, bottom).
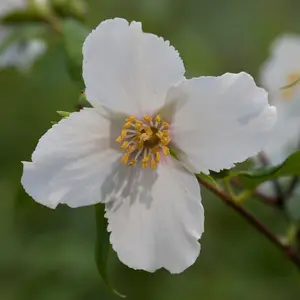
<box><xmin>21</xmin><ymin>18</ymin><xmax>276</xmax><ymax>273</ymax></box>
<box><xmin>0</xmin><ymin>0</ymin><xmax>46</xmax><ymax>71</ymax></box>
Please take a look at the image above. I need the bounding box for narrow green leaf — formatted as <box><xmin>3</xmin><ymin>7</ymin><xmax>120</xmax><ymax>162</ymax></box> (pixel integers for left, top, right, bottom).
<box><xmin>235</xmin><ymin>150</ymin><xmax>300</xmax><ymax>189</ymax></box>
<box><xmin>62</xmin><ymin>19</ymin><xmax>89</xmax><ymax>85</ymax></box>
<box><xmin>94</xmin><ymin>204</ymin><xmax>126</xmax><ymax>298</ymax></box>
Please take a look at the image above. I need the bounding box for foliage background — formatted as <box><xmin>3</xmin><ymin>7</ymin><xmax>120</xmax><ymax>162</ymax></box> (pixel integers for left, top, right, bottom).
<box><xmin>1</xmin><ymin>0</ymin><xmax>300</xmax><ymax>299</ymax></box>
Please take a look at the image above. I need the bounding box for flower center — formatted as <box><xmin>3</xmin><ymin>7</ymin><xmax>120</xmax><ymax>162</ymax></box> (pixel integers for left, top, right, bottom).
<box><xmin>282</xmin><ymin>72</ymin><xmax>300</xmax><ymax>101</ymax></box>
<box><xmin>116</xmin><ymin>114</ymin><xmax>171</xmax><ymax>169</ymax></box>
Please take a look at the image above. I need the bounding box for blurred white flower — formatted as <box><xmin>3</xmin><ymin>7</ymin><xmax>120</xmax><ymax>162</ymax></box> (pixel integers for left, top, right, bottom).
<box><xmin>0</xmin><ymin>0</ymin><xmax>26</xmax><ymax>14</ymax></box>
<box><xmin>260</xmin><ymin>34</ymin><xmax>300</xmax><ymax>165</ymax></box>
<box><xmin>0</xmin><ymin>0</ymin><xmax>46</xmax><ymax>71</ymax></box>
<box><xmin>253</xmin><ymin>35</ymin><xmax>300</xmax><ymax>197</ymax></box>
<box><xmin>21</xmin><ymin>18</ymin><xmax>276</xmax><ymax>273</ymax></box>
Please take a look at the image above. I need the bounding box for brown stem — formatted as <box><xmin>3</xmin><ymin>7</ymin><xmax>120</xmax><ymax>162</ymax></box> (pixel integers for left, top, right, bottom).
<box><xmin>197</xmin><ymin>175</ymin><xmax>300</xmax><ymax>270</ymax></box>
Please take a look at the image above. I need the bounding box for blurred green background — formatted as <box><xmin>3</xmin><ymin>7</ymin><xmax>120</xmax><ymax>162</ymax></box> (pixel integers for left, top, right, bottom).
<box><xmin>1</xmin><ymin>0</ymin><xmax>300</xmax><ymax>299</ymax></box>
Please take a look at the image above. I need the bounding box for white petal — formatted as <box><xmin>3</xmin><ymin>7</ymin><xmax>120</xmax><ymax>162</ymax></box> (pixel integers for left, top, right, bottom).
<box><xmin>105</xmin><ymin>156</ymin><xmax>204</xmax><ymax>273</ymax></box>
<box><xmin>21</xmin><ymin>108</ymin><xmax>122</xmax><ymax>208</ymax></box>
<box><xmin>83</xmin><ymin>18</ymin><xmax>185</xmax><ymax>116</ymax></box>
<box><xmin>163</xmin><ymin>72</ymin><xmax>277</xmax><ymax>173</ymax></box>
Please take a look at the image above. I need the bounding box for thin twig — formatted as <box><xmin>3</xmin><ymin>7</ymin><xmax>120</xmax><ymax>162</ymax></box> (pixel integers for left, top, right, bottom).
<box><xmin>45</xmin><ymin>15</ymin><xmax>62</xmax><ymax>34</ymax></box>
<box><xmin>197</xmin><ymin>175</ymin><xmax>300</xmax><ymax>270</ymax></box>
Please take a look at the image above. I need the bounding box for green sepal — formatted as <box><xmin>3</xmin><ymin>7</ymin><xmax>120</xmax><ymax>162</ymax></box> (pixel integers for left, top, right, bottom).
<box><xmin>57</xmin><ymin>111</ymin><xmax>71</xmax><ymax>118</ymax></box>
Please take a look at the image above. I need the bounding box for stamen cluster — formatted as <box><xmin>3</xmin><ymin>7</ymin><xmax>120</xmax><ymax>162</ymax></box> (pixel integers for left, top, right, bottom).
<box><xmin>116</xmin><ymin>114</ymin><xmax>171</xmax><ymax>168</ymax></box>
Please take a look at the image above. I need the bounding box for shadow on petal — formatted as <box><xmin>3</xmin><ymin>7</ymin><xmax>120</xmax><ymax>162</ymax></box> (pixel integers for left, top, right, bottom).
<box><xmin>101</xmin><ymin>159</ymin><xmax>159</xmax><ymax>213</ymax></box>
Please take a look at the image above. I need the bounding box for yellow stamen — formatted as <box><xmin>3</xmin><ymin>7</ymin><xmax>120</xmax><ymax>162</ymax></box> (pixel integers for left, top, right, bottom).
<box><xmin>126</xmin><ymin>116</ymin><xmax>136</xmax><ymax>122</ymax></box>
<box><xmin>128</xmin><ymin>159</ymin><xmax>137</xmax><ymax>166</ymax></box>
<box><xmin>120</xmin><ymin>141</ymin><xmax>129</xmax><ymax>150</ymax></box>
<box><xmin>123</xmin><ymin>122</ymin><xmax>132</xmax><ymax>129</ymax></box>
<box><xmin>121</xmin><ymin>129</ymin><xmax>127</xmax><ymax>139</ymax></box>
<box><xmin>151</xmin><ymin>146</ymin><xmax>159</xmax><ymax>154</ymax></box>
<box><xmin>144</xmin><ymin>126</ymin><xmax>153</xmax><ymax>136</ymax></box>
<box><xmin>150</xmin><ymin>157</ymin><xmax>156</xmax><ymax>169</ymax></box>
<box><xmin>156</xmin><ymin>131</ymin><xmax>163</xmax><ymax>139</ymax></box>
<box><xmin>128</xmin><ymin>145</ymin><xmax>135</xmax><ymax>153</ymax></box>
<box><xmin>116</xmin><ymin>136</ymin><xmax>123</xmax><ymax>143</ymax></box>
<box><xmin>140</xmin><ymin>133</ymin><xmax>150</xmax><ymax>141</ymax></box>
<box><xmin>155</xmin><ymin>114</ymin><xmax>161</xmax><ymax>123</ymax></box>
<box><xmin>162</xmin><ymin>130</ymin><xmax>170</xmax><ymax>137</ymax></box>
<box><xmin>121</xmin><ymin>153</ymin><xmax>130</xmax><ymax>164</ymax></box>
<box><xmin>144</xmin><ymin>115</ymin><xmax>152</xmax><ymax>123</ymax></box>
<box><xmin>142</xmin><ymin>155</ymin><xmax>150</xmax><ymax>168</ymax></box>
<box><xmin>162</xmin><ymin>121</ymin><xmax>169</xmax><ymax>127</ymax></box>
<box><xmin>161</xmin><ymin>137</ymin><xmax>171</xmax><ymax>146</ymax></box>
<box><xmin>162</xmin><ymin>146</ymin><xmax>170</xmax><ymax>156</ymax></box>
<box><xmin>135</xmin><ymin>121</ymin><xmax>143</xmax><ymax>131</ymax></box>
<box><xmin>155</xmin><ymin>151</ymin><xmax>160</xmax><ymax>163</ymax></box>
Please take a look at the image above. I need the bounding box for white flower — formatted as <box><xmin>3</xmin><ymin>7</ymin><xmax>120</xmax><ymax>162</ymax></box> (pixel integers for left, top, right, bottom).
<box><xmin>0</xmin><ymin>0</ymin><xmax>26</xmax><ymax>14</ymax></box>
<box><xmin>259</xmin><ymin>34</ymin><xmax>300</xmax><ymax>165</ymax></box>
<box><xmin>21</xmin><ymin>18</ymin><xmax>276</xmax><ymax>273</ymax></box>
<box><xmin>0</xmin><ymin>0</ymin><xmax>46</xmax><ymax>71</ymax></box>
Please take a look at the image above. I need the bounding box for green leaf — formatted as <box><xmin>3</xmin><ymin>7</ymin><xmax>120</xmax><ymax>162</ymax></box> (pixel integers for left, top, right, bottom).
<box><xmin>62</xmin><ymin>19</ymin><xmax>89</xmax><ymax>85</ymax></box>
<box><xmin>94</xmin><ymin>204</ymin><xmax>126</xmax><ymax>298</ymax></box>
<box><xmin>235</xmin><ymin>150</ymin><xmax>300</xmax><ymax>189</ymax></box>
